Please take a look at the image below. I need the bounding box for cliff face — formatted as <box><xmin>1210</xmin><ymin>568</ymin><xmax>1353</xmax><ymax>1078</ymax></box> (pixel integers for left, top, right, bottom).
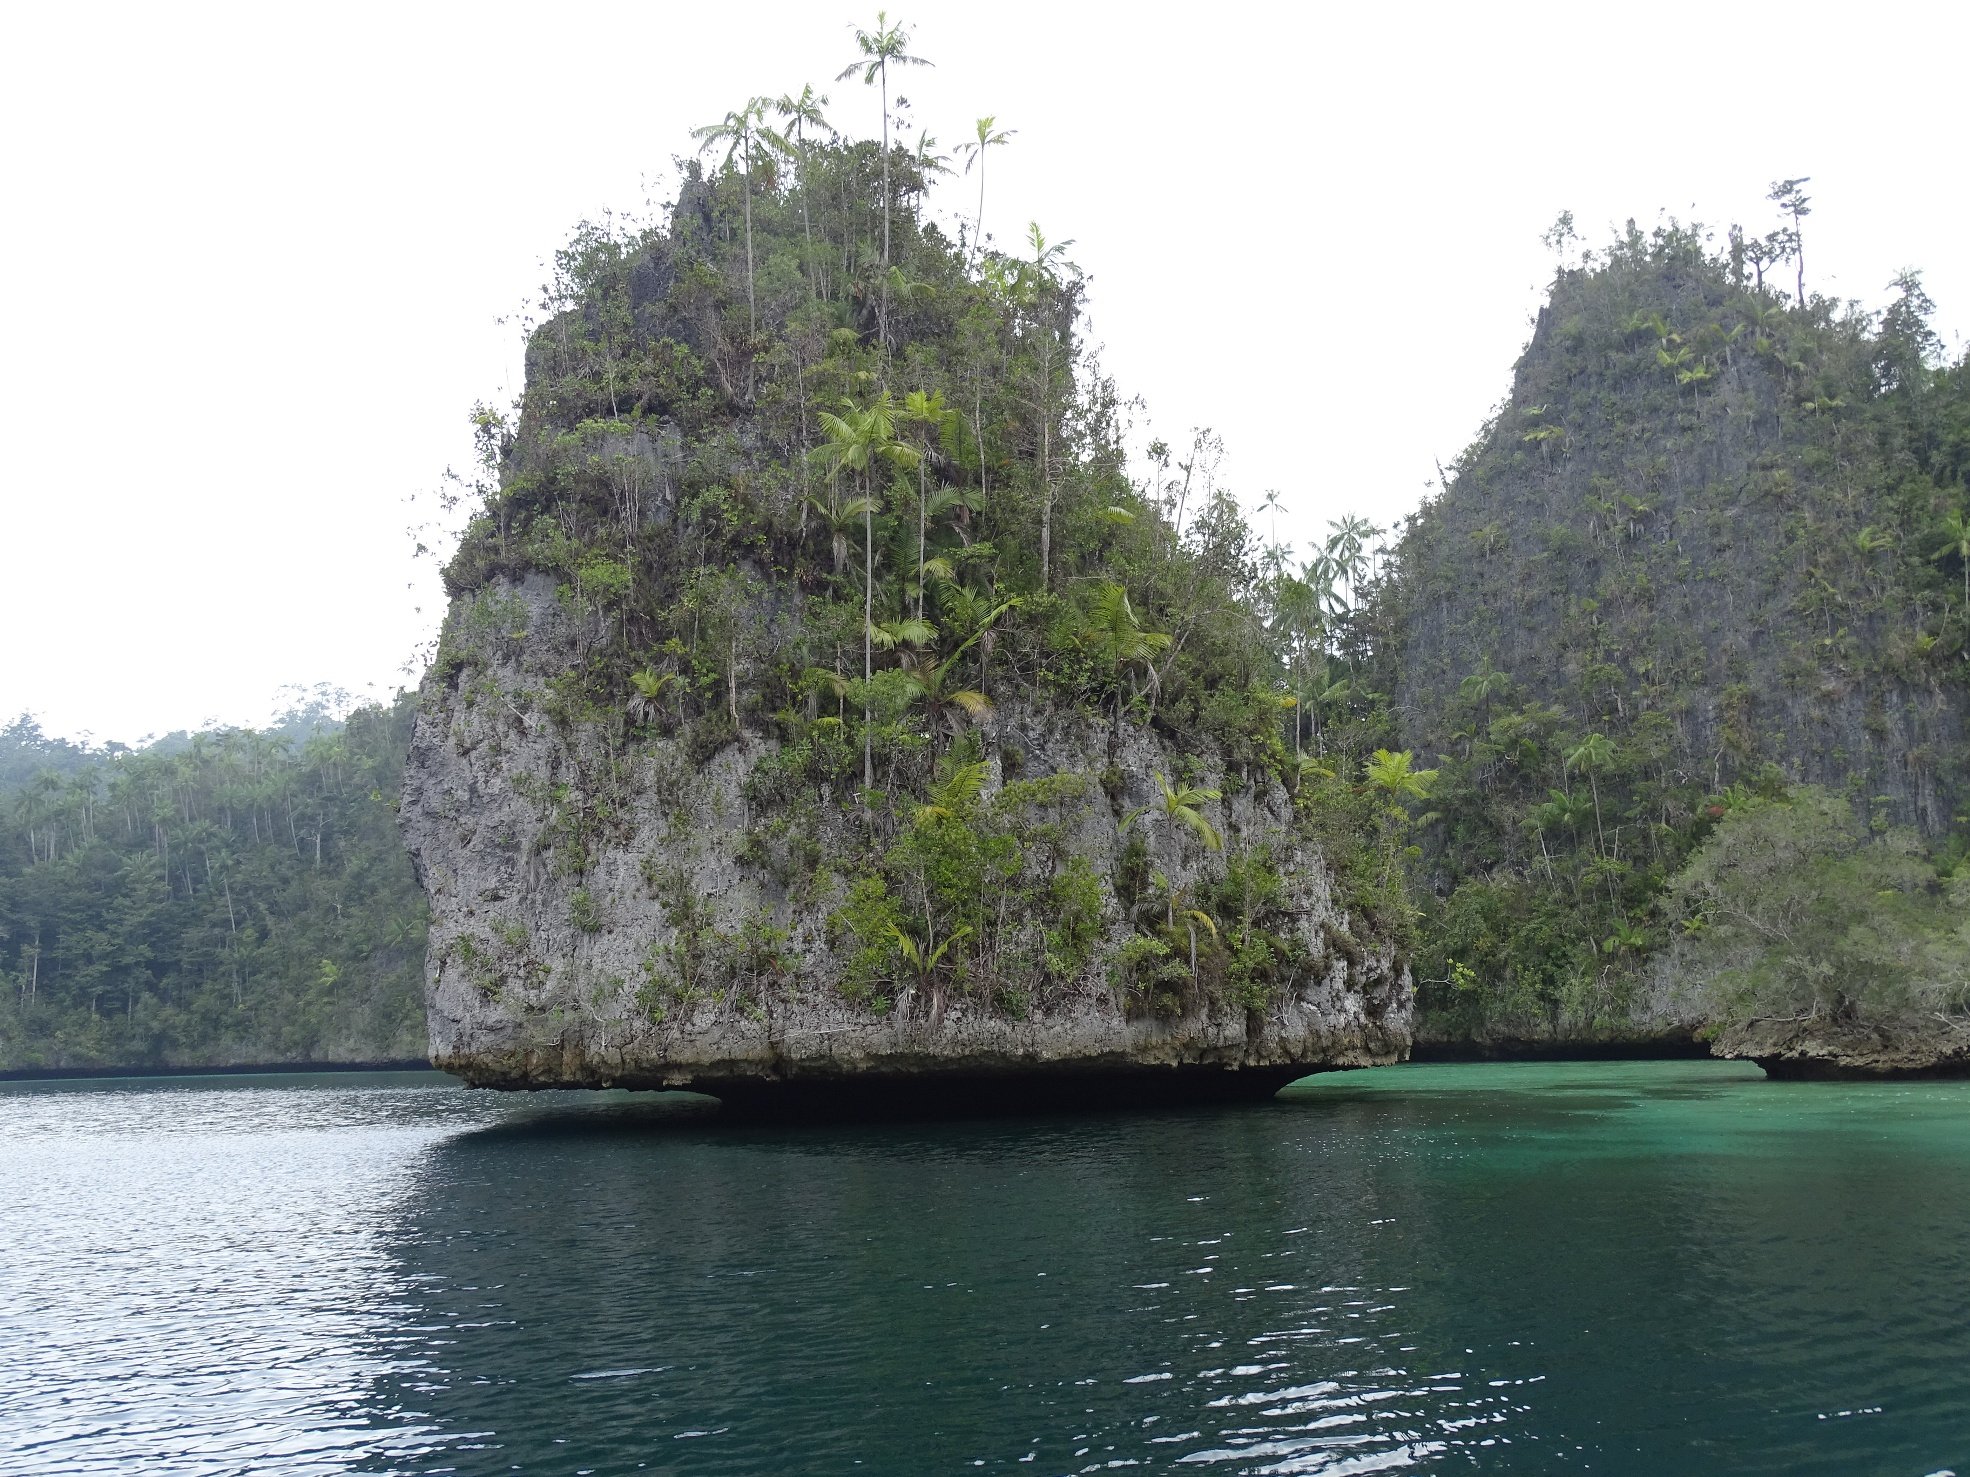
<box><xmin>1396</xmin><ymin>256</ymin><xmax>1964</xmax><ymax>837</ymax></box>
<box><xmin>399</xmin><ymin>154</ymin><xmax>1414</xmax><ymax>1103</ymax></box>
<box><xmin>1384</xmin><ymin>227</ymin><xmax>1969</xmax><ymax>1067</ymax></box>
<box><xmin>401</xmin><ymin>575</ymin><xmax>1409</xmax><ymax>1101</ymax></box>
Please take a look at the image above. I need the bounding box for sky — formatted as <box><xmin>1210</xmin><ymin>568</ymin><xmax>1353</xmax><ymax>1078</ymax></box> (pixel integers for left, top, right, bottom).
<box><xmin>3</xmin><ymin>0</ymin><xmax>1964</xmax><ymax>745</ymax></box>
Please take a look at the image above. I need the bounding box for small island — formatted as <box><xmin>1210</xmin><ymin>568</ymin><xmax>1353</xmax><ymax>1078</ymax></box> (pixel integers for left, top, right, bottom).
<box><xmin>400</xmin><ymin>99</ymin><xmax>1416</xmax><ymax>1102</ymax></box>
<box><xmin>4</xmin><ymin>29</ymin><xmax>1966</xmax><ymax>1088</ymax></box>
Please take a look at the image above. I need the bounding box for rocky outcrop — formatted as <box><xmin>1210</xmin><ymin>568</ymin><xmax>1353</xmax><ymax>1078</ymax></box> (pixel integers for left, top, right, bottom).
<box><xmin>401</xmin><ymin>575</ymin><xmax>1411</xmax><ymax>1105</ymax></box>
<box><xmin>1393</xmin><ymin>261</ymin><xmax>1966</xmax><ymax>839</ymax></box>
<box><xmin>1713</xmin><ymin>1018</ymin><xmax>1970</xmax><ymax>1079</ymax></box>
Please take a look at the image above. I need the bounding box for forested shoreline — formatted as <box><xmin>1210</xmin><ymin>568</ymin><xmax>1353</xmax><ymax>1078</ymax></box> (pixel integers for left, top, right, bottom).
<box><xmin>6</xmin><ymin>17</ymin><xmax>1968</xmax><ymax>1078</ymax></box>
<box><xmin>0</xmin><ymin>700</ymin><xmax>427</xmax><ymax>1072</ymax></box>
<box><xmin>1379</xmin><ymin>213</ymin><xmax>1970</xmax><ymax>1060</ymax></box>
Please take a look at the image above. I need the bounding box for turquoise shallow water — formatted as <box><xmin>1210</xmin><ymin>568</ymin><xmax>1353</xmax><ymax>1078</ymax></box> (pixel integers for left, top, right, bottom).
<box><xmin>1</xmin><ymin>1060</ymin><xmax>1966</xmax><ymax>1475</ymax></box>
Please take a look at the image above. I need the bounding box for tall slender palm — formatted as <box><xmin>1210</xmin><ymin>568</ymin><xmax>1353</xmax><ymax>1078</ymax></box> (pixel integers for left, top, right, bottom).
<box><xmin>815</xmin><ymin>392</ymin><xmax>920</xmax><ymax>788</ymax></box>
<box><xmin>804</xmin><ymin>481</ymin><xmax>879</xmax><ymax>576</ymax></box>
<box><xmin>1364</xmin><ymin>748</ymin><xmax>1437</xmax><ymax>803</ymax></box>
<box><xmin>691</xmin><ymin>97</ymin><xmax>771</xmax><ymax>344</ymax></box>
<box><xmin>929</xmin><ymin>577</ymin><xmax>1018</xmax><ymax>695</ymax></box>
<box><xmin>1022</xmin><ymin>222</ymin><xmax>1077</xmax><ymax>586</ymax></box>
<box><xmin>1935</xmin><ymin>508</ymin><xmax>1970</xmax><ymax>609</ymax></box>
<box><xmin>1126</xmin><ymin>773</ymin><xmax>1224</xmax><ymax>856</ymax></box>
<box><xmin>771</xmin><ymin>85</ymin><xmax>833</xmax><ymax>294</ymax></box>
<box><xmin>1256</xmin><ymin>488</ymin><xmax>1286</xmax><ymax>556</ymax></box>
<box><xmin>1324</xmin><ymin>514</ymin><xmax>1382</xmax><ymax>604</ymax></box>
<box><xmin>900</xmin><ymin>388</ymin><xmax>957</xmax><ymax>618</ymax></box>
<box><xmin>837</xmin><ymin>11</ymin><xmax>933</xmax><ymax>333</ymax></box>
<box><xmin>1082</xmin><ymin>582</ymin><xmax>1172</xmax><ymax>747</ymax></box>
<box><xmin>1271</xmin><ymin>570</ymin><xmax>1325</xmax><ymax>756</ymax></box>
<box><xmin>958</xmin><ymin>115</ymin><xmax>1015</xmax><ymax>266</ymax></box>
<box><xmin>1564</xmin><ymin>732</ymin><xmax>1615</xmax><ymax>858</ymax></box>
<box><xmin>910</xmin><ymin>127</ymin><xmax>954</xmax><ymax>184</ymax></box>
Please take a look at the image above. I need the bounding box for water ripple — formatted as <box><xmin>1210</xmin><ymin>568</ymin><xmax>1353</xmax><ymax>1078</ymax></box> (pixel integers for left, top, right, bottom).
<box><xmin>3</xmin><ymin>1063</ymin><xmax>1969</xmax><ymax>1474</ymax></box>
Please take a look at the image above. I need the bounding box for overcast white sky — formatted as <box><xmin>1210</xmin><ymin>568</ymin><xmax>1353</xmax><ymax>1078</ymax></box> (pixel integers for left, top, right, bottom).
<box><xmin>3</xmin><ymin>0</ymin><xmax>1964</xmax><ymax>745</ymax></box>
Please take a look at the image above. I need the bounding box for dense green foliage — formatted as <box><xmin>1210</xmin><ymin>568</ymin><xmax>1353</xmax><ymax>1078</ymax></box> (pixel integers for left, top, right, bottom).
<box><xmin>49</xmin><ymin>31</ymin><xmax>1968</xmax><ymax>1060</ymax></box>
<box><xmin>1653</xmin><ymin>787</ymin><xmax>1969</xmax><ymax>1033</ymax></box>
<box><xmin>0</xmin><ymin>699</ymin><xmax>426</xmax><ymax>1071</ymax></box>
<box><xmin>1377</xmin><ymin>212</ymin><xmax>1970</xmax><ymax>1039</ymax></box>
<box><xmin>429</xmin><ymin>34</ymin><xmax>1419</xmax><ymax>1023</ymax></box>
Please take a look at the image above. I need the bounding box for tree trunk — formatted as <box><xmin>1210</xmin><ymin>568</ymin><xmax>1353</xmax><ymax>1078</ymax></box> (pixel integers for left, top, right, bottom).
<box><xmin>972</xmin><ymin>160</ymin><xmax>985</xmax><ymax>264</ymax></box>
<box><xmin>878</xmin><ymin>68</ymin><xmax>891</xmax><ymax>355</ymax></box>
<box><xmin>863</xmin><ymin>491</ymin><xmax>875</xmax><ymax>792</ymax></box>
<box><xmin>1039</xmin><ymin>410</ymin><xmax>1052</xmax><ymax>589</ymax></box>
<box><xmin>742</xmin><ymin>147</ymin><xmax>756</xmax><ymax>396</ymax></box>
<box><xmin>799</xmin><ymin>145</ymin><xmax>817</xmax><ymax>294</ymax></box>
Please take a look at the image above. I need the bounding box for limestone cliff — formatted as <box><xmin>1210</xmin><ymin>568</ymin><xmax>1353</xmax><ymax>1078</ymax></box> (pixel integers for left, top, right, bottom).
<box><xmin>402</xmin><ymin>575</ymin><xmax>1409</xmax><ymax>1102</ymax></box>
<box><xmin>398</xmin><ymin>159</ymin><xmax>1412</xmax><ymax>1104</ymax></box>
<box><xmin>1383</xmin><ymin>223</ymin><xmax>1969</xmax><ymax>1071</ymax></box>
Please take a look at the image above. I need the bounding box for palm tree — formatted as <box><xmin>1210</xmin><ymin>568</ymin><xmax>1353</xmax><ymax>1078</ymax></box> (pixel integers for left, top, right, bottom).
<box><xmin>771</xmin><ymin>85</ymin><xmax>833</xmax><ymax>295</ymax></box>
<box><xmin>1179</xmin><ymin>900</ymin><xmax>1217</xmax><ymax>981</ymax></box>
<box><xmin>910</xmin><ymin>127</ymin><xmax>954</xmax><ymax>185</ymax></box>
<box><xmin>958</xmin><ymin>115</ymin><xmax>1015</xmax><ymax>265</ymax></box>
<box><xmin>1284</xmin><ymin>750</ymin><xmax>1336</xmax><ymax>797</ymax></box>
<box><xmin>802</xmin><ymin>666</ymin><xmax>853</xmax><ymax>724</ymax></box>
<box><xmin>1364</xmin><ymin>748</ymin><xmax>1437</xmax><ymax>803</ymax></box>
<box><xmin>887</xmin><ymin>921</ymin><xmax>970</xmax><ymax>1025</ymax></box>
<box><xmin>869</xmin><ymin>615</ymin><xmax>937</xmax><ymax>667</ymax></box>
<box><xmin>929</xmin><ymin>577</ymin><xmax>1018</xmax><ymax>694</ymax></box>
<box><xmin>814</xmin><ymin>392</ymin><xmax>920</xmax><ymax>788</ymax></box>
<box><xmin>1270</xmin><ymin>570</ymin><xmax>1325</xmax><ymax>756</ymax></box>
<box><xmin>900</xmin><ymin>388</ymin><xmax>957</xmax><ymax>618</ymax></box>
<box><xmin>1295</xmin><ymin>550</ymin><xmax>1344</xmax><ymax>623</ymax></box>
<box><xmin>1564</xmin><ymin>732</ymin><xmax>1615</xmax><ymax>857</ymax></box>
<box><xmin>691</xmin><ymin>97</ymin><xmax>771</xmax><ymax>344</ymax></box>
<box><xmin>1081</xmin><ymin>582</ymin><xmax>1172</xmax><ymax>747</ymax></box>
<box><xmin>1325</xmin><ymin>515</ymin><xmax>1382</xmax><ymax>604</ymax></box>
<box><xmin>906</xmin><ymin>659</ymin><xmax>992</xmax><ymax>749</ymax></box>
<box><xmin>837</xmin><ymin>11</ymin><xmax>933</xmax><ymax>320</ymax></box>
<box><xmin>1363</xmin><ymin>748</ymin><xmax>1438</xmax><ymax>886</ymax></box>
<box><xmin>913</xmin><ymin>757</ymin><xmax>987</xmax><ymax>823</ymax></box>
<box><xmin>1021</xmin><ymin>222</ymin><xmax>1079</xmax><ymax>585</ymax></box>
<box><xmin>804</xmin><ymin>482</ymin><xmax>880</xmax><ymax>576</ymax></box>
<box><xmin>1854</xmin><ymin>525</ymin><xmax>1895</xmax><ymax>555</ymax></box>
<box><xmin>1256</xmin><ymin>488</ymin><xmax>1286</xmax><ymax>553</ymax></box>
<box><xmin>1458</xmin><ymin>663</ymin><xmax>1511</xmax><ymax>708</ymax></box>
<box><xmin>625</xmin><ymin>668</ymin><xmax>679</xmax><ymax>728</ymax></box>
<box><xmin>1457</xmin><ymin>663</ymin><xmax>1511</xmax><ymax>752</ymax></box>
<box><xmin>1127</xmin><ymin>772</ymin><xmax>1224</xmax><ymax>856</ymax></box>
<box><xmin>1935</xmin><ymin>508</ymin><xmax>1970</xmax><ymax>609</ymax></box>
<box><xmin>924</xmin><ymin>484</ymin><xmax>975</xmax><ymax>547</ymax></box>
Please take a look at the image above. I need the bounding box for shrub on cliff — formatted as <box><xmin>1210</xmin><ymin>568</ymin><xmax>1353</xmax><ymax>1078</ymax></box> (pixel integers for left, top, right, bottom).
<box><xmin>1651</xmin><ymin>788</ymin><xmax>1970</xmax><ymax>1035</ymax></box>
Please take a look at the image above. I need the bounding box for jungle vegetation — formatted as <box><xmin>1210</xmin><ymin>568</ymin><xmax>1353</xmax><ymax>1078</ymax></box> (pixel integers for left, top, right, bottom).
<box><xmin>1651</xmin><ymin>787</ymin><xmax>1969</xmax><ymax>1036</ymax></box>
<box><xmin>0</xmin><ymin>699</ymin><xmax>427</xmax><ymax>1071</ymax></box>
<box><xmin>12</xmin><ymin>28</ymin><xmax>1967</xmax><ymax>1066</ymax></box>
<box><xmin>1376</xmin><ymin>200</ymin><xmax>1970</xmax><ymax>1041</ymax></box>
<box><xmin>427</xmin><ymin>13</ymin><xmax>1425</xmax><ymax>1026</ymax></box>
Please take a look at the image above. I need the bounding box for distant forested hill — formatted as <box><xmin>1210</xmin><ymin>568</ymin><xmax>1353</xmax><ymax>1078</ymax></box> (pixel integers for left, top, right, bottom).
<box><xmin>1379</xmin><ymin>217</ymin><xmax>1970</xmax><ymax>1050</ymax></box>
<box><xmin>0</xmin><ymin>697</ymin><xmax>428</xmax><ymax>1072</ymax></box>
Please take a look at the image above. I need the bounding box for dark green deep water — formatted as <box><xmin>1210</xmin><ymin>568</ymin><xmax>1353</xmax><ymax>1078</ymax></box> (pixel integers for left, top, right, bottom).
<box><xmin>2</xmin><ymin>1062</ymin><xmax>1966</xmax><ymax>1475</ymax></box>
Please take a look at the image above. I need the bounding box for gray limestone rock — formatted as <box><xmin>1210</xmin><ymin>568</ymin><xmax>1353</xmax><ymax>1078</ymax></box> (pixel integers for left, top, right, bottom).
<box><xmin>401</xmin><ymin>575</ymin><xmax>1411</xmax><ymax>1102</ymax></box>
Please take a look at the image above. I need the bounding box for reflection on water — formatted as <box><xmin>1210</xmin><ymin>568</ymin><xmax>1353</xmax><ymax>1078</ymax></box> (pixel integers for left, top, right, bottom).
<box><xmin>2</xmin><ymin>1063</ymin><xmax>1967</xmax><ymax>1475</ymax></box>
